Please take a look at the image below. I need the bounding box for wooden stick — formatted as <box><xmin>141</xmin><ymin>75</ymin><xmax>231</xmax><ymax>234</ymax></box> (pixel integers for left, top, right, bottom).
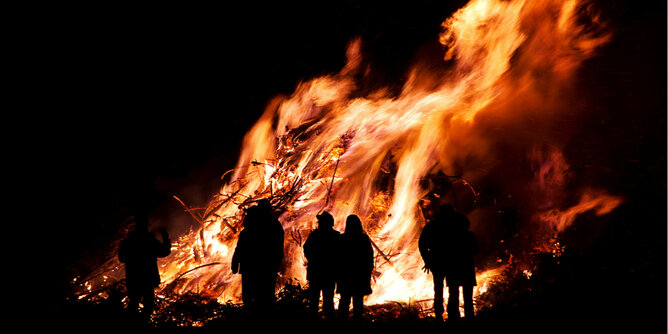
<box><xmin>290</xmin><ymin>228</ymin><xmax>303</xmax><ymax>246</ymax></box>
<box><xmin>325</xmin><ymin>156</ymin><xmax>341</xmax><ymax>205</ymax></box>
<box><xmin>174</xmin><ymin>195</ymin><xmax>205</xmax><ymax>226</ymax></box>
<box><xmin>171</xmin><ymin>262</ymin><xmax>223</xmax><ymax>283</ymax></box>
<box><xmin>369</xmin><ymin>237</ymin><xmax>396</xmax><ymax>269</ymax></box>
<box><xmin>441</xmin><ymin>174</ymin><xmax>480</xmax><ymax>200</ymax></box>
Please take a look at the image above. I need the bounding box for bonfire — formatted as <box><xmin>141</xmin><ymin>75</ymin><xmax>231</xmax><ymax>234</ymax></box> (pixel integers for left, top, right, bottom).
<box><xmin>69</xmin><ymin>0</ymin><xmax>623</xmax><ymax>325</ymax></box>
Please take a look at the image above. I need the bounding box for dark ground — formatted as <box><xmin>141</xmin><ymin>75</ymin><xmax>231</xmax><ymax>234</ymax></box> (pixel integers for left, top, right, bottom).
<box><xmin>16</xmin><ymin>0</ymin><xmax>666</xmax><ymax>331</ymax></box>
<box><xmin>47</xmin><ymin>196</ymin><xmax>665</xmax><ymax>332</ymax></box>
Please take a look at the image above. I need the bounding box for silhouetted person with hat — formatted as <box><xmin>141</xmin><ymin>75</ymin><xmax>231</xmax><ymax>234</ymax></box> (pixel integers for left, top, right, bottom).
<box><xmin>231</xmin><ymin>199</ymin><xmax>285</xmax><ymax>315</ymax></box>
<box><xmin>118</xmin><ymin>213</ymin><xmax>171</xmax><ymax>323</ymax></box>
<box><xmin>419</xmin><ymin>204</ymin><xmax>478</xmax><ymax>321</ymax></box>
<box><xmin>337</xmin><ymin>214</ymin><xmax>374</xmax><ymax>320</ymax></box>
<box><xmin>303</xmin><ymin>211</ymin><xmax>341</xmax><ymax>320</ymax></box>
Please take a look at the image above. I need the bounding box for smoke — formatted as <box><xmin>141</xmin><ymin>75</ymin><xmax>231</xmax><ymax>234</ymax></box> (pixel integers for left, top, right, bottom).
<box><xmin>188</xmin><ymin>0</ymin><xmax>623</xmax><ymax>303</ymax></box>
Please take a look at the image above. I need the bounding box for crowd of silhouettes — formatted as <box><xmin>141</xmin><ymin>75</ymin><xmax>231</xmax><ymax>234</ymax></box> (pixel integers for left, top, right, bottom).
<box><xmin>118</xmin><ymin>201</ymin><xmax>477</xmax><ymax>324</ymax></box>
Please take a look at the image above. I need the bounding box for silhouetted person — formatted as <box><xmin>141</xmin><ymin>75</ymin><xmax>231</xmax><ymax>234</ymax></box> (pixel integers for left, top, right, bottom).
<box><xmin>231</xmin><ymin>199</ymin><xmax>284</xmax><ymax>315</ymax></box>
<box><xmin>337</xmin><ymin>215</ymin><xmax>374</xmax><ymax>320</ymax></box>
<box><xmin>118</xmin><ymin>213</ymin><xmax>171</xmax><ymax>322</ymax></box>
<box><xmin>419</xmin><ymin>204</ymin><xmax>478</xmax><ymax>321</ymax></box>
<box><xmin>303</xmin><ymin>211</ymin><xmax>341</xmax><ymax>320</ymax></box>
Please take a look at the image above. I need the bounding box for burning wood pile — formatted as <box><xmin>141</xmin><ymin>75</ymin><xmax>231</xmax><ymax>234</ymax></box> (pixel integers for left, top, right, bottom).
<box><xmin>67</xmin><ymin>0</ymin><xmax>624</xmax><ymax>326</ymax></box>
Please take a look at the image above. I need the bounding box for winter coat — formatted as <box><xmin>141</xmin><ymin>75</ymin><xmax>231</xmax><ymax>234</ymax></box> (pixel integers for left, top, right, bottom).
<box><xmin>303</xmin><ymin>227</ymin><xmax>341</xmax><ymax>283</ymax></box>
<box><xmin>232</xmin><ymin>208</ymin><xmax>284</xmax><ymax>275</ymax></box>
<box><xmin>118</xmin><ymin>230</ymin><xmax>171</xmax><ymax>292</ymax></box>
<box><xmin>419</xmin><ymin>212</ymin><xmax>478</xmax><ymax>287</ymax></box>
<box><xmin>337</xmin><ymin>232</ymin><xmax>374</xmax><ymax>296</ymax></box>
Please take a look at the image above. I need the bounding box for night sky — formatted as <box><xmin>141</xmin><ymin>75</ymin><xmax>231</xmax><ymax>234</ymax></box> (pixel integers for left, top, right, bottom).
<box><xmin>31</xmin><ymin>0</ymin><xmax>665</xmax><ymax>327</ymax></box>
<box><xmin>42</xmin><ymin>0</ymin><xmax>472</xmax><ymax>286</ymax></box>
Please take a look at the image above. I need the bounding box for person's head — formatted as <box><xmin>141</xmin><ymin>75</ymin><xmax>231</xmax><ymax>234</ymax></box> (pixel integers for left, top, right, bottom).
<box><xmin>345</xmin><ymin>215</ymin><xmax>364</xmax><ymax>234</ymax></box>
<box><xmin>243</xmin><ymin>206</ymin><xmax>259</xmax><ymax>227</ymax></box>
<box><xmin>439</xmin><ymin>203</ymin><xmax>454</xmax><ymax>215</ymax></box>
<box><xmin>455</xmin><ymin>213</ymin><xmax>471</xmax><ymax>230</ymax></box>
<box><xmin>134</xmin><ymin>212</ymin><xmax>149</xmax><ymax>232</ymax></box>
<box><xmin>257</xmin><ymin>198</ymin><xmax>272</xmax><ymax>212</ymax></box>
<box><xmin>316</xmin><ymin>211</ymin><xmax>334</xmax><ymax>229</ymax></box>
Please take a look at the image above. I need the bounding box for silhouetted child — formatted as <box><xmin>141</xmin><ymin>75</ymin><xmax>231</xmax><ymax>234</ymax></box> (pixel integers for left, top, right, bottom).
<box><xmin>231</xmin><ymin>199</ymin><xmax>285</xmax><ymax>315</ymax></box>
<box><xmin>419</xmin><ymin>204</ymin><xmax>478</xmax><ymax>321</ymax></box>
<box><xmin>118</xmin><ymin>213</ymin><xmax>171</xmax><ymax>322</ymax></box>
<box><xmin>303</xmin><ymin>211</ymin><xmax>341</xmax><ymax>320</ymax></box>
<box><xmin>337</xmin><ymin>215</ymin><xmax>374</xmax><ymax>320</ymax></box>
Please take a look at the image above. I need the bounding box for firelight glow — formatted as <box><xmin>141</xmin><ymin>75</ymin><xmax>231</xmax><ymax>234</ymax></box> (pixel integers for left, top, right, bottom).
<box><xmin>78</xmin><ymin>0</ymin><xmax>622</xmax><ymax>316</ymax></box>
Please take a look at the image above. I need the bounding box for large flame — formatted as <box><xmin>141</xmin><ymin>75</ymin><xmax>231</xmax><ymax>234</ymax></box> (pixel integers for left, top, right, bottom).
<box><xmin>77</xmin><ymin>0</ymin><xmax>622</xmax><ymax>315</ymax></box>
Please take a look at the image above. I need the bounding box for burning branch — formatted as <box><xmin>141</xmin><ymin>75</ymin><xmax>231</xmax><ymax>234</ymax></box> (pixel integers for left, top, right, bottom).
<box><xmin>290</xmin><ymin>228</ymin><xmax>303</xmax><ymax>246</ymax></box>
<box><xmin>170</xmin><ymin>262</ymin><xmax>224</xmax><ymax>284</ymax></box>
<box><xmin>369</xmin><ymin>237</ymin><xmax>397</xmax><ymax>270</ymax></box>
<box><xmin>325</xmin><ymin>153</ymin><xmax>341</xmax><ymax>205</ymax></box>
<box><xmin>430</xmin><ymin>174</ymin><xmax>481</xmax><ymax>205</ymax></box>
<box><xmin>174</xmin><ymin>195</ymin><xmax>205</xmax><ymax>226</ymax></box>
<box><xmin>205</xmin><ymin>180</ymin><xmax>249</xmax><ymax>218</ymax></box>
<box><xmin>457</xmin><ymin>178</ymin><xmax>480</xmax><ymax>203</ymax></box>
<box><xmin>175</xmin><ymin>195</ymin><xmax>239</xmax><ymax>234</ymax></box>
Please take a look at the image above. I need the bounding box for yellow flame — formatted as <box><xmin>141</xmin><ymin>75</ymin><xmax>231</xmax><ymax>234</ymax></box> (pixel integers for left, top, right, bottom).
<box><xmin>71</xmin><ymin>0</ymin><xmax>619</xmax><ymax>314</ymax></box>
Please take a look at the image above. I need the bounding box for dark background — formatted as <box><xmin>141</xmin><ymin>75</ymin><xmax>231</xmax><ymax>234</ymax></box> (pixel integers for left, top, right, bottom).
<box><xmin>25</xmin><ymin>0</ymin><xmax>664</xmax><ymax>328</ymax></box>
<box><xmin>36</xmin><ymin>0</ymin><xmax>470</xmax><ymax>297</ymax></box>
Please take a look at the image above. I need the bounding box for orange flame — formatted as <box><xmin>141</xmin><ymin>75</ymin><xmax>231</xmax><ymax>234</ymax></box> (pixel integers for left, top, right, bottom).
<box><xmin>77</xmin><ymin>0</ymin><xmax>622</xmax><ymax>316</ymax></box>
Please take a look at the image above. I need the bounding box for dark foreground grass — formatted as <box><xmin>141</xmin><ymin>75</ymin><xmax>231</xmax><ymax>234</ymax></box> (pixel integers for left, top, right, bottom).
<box><xmin>50</xmin><ymin>244</ymin><xmax>665</xmax><ymax>333</ymax></box>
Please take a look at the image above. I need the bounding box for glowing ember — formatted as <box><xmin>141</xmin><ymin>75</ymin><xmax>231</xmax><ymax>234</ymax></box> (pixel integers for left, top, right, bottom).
<box><xmin>73</xmin><ymin>0</ymin><xmax>622</xmax><ymax>318</ymax></box>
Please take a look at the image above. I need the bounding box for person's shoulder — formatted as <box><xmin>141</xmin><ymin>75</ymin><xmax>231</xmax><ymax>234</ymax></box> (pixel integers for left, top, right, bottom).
<box><xmin>362</xmin><ymin>233</ymin><xmax>371</xmax><ymax>243</ymax></box>
<box><xmin>423</xmin><ymin>219</ymin><xmax>438</xmax><ymax>230</ymax></box>
<box><xmin>273</xmin><ymin>218</ymin><xmax>284</xmax><ymax>229</ymax></box>
<box><xmin>238</xmin><ymin>228</ymin><xmax>252</xmax><ymax>237</ymax></box>
<box><xmin>324</xmin><ymin>229</ymin><xmax>340</xmax><ymax>237</ymax></box>
<box><xmin>454</xmin><ymin>211</ymin><xmax>469</xmax><ymax>221</ymax></box>
<box><xmin>305</xmin><ymin>228</ymin><xmax>320</xmax><ymax>238</ymax></box>
<box><xmin>125</xmin><ymin>231</ymin><xmax>143</xmax><ymax>242</ymax></box>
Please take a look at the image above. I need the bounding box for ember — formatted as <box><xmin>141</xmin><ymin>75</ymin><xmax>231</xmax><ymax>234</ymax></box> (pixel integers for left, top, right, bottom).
<box><xmin>62</xmin><ymin>0</ymin><xmax>664</xmax><ymax>328</ymax></box>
